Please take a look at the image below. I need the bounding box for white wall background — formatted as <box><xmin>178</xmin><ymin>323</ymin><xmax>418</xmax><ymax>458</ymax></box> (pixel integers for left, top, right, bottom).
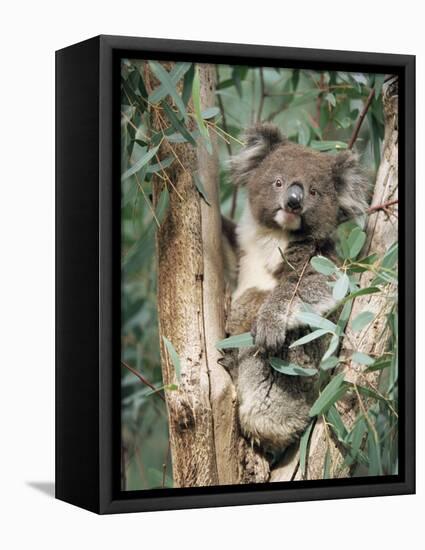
<box><xmin>0</xmin><ymin>1</ymin><xmax>421</xmax><ymax>548</ymax></box>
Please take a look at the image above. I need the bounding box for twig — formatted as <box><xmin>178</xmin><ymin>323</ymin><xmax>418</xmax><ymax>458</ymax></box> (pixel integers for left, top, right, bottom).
<box><xmin>266</xmin><ymin>101</ymin><xmax>287</xmax><ymax>122</ymax></box>
<box><xmin>367</xmin><ymin>199</ymin><xmax>398</xmax><ymax>214</ymax></box>
<box><xmin>257</xmin><ymin>67</ymin><xmax>266</xmax><ymax>122</ymax></box>
<box><xmin>315</xmin><ymin>73</ymin><xmax>325</xmax><ymax>126</ymax></box>
<box><xmin>162</xmin><ymin>439</ymin><xmax>171</xmax><ymax>488</ymax></box>
<box><xmin>135</xmin><ymin>173</ymin><xmax>160</xmax><ymax>227</ymax></box>
<box><xmin>278</xmin><ymin>247</ymin><xmax>298</xmax><ymax>275</ymax></box>
<box><xmin>206</xmin><ymin>120</ymin><xmax>244</xmax><ymax>146</ymax></box>
<box><xmin>215</xmin><ymin>66</ymin><xmax>232</xmax><ymax>156</ymax></box>
<box><xmin>322</xmin><ymin>416</ymin><xmax>334</xmax><ymax>478</ymax></box>
<box><xmin>348</xmin><ymin>88</ymin><xmax>375</xmax><ymax>149</ymax></box>
<box><xmin>353</xmin><ymin>383</ymin><xmax>379</xmax><ymax>443</ymax></box>
<box><xmin>287</xmin><ymin>258</ymin><xmax>310</xmax><ymax>317</ymax></box>
<box><xmin>121</xmin><ymin>361</ymin><xmax>165</xmax><ymax>402</ymax></box>
<box><xmin>230</xmin><ymin>184</ymin><xmax>239</xmax><ymax>219</ymax></box>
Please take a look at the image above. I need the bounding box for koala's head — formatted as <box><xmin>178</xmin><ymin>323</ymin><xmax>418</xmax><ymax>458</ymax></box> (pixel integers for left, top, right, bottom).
<box><xmin>230</xmin><ymin>123</ymin><xmax>370</xmax><ymax>240</ymax></box>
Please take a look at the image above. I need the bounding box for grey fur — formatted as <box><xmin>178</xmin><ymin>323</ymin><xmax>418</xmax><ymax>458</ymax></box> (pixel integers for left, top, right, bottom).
<box><xmin>332</xmin><ymin>151</ymin><xmax>371</xmax><ymax>221</ymax></box>
<box><xmin>235</xmin><ymin>337</ymin><xmax>321</xmax><ymax>451</ymax></box>
<box><xmin>229</xmin><ymin>123</ymin><xmax>285</xmax><ymax>187</ymax></box>
<box><xmin>225</xmin><ymin>123</ymin><xmax>369</xmax><ymax>454</ymax></box>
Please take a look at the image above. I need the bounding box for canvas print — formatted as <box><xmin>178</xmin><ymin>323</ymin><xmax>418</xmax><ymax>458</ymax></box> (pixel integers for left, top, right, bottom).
<box><xmin>120</xmin><ymin>60</ymin><xmax>398</xmax><ymax>491</ymax></box>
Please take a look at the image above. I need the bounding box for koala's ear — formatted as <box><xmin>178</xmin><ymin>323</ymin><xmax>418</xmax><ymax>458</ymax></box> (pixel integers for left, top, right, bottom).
<box><xmin>332</xmin><ymin>151</ymin><xmax>370</xmax><ymax>220</ymax></box>
<box><xmin>229</xmin><ymin>123</ymin><xmax>286</xmax><ymax>186</ymax></box>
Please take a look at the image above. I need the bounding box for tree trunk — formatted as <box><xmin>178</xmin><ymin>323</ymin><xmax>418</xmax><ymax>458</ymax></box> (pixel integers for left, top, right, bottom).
<box><xmin>153</xmin><ymin>63</ymin><xmax>268</xmax><ymax>487</ymax></box>
<box><xmin>271</xmin><ymin>76</ymin><xmax>399</xmax><ymax>482</ymax></box>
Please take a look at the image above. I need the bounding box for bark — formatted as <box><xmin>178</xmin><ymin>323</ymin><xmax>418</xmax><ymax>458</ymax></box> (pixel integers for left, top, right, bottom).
<box><xmin>272</xmin><ymin>76</ymin><xmax>399</xmax><ymax>481</ymax></box>
<box><xmin>153</xmin><ymin>63</ymin><xmax>268</xmax><ymax>487</ymax></box>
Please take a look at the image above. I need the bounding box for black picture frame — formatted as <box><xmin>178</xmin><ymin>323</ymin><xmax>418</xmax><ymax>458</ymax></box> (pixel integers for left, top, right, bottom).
<box><xmin>56</xmin><ymin>34</ymin><xmax>415</xmax><ymax>514</ymax></box>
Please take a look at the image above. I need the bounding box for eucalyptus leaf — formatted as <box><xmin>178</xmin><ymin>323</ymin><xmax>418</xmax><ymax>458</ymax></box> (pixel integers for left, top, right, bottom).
<box><xmin>310</xmin><ymin>140</ymin><xmax>348</xmax><ymax>152</ymax></box>
<box><xmin>192</xmin><ymin>67</ymin><xmax>208</xmax><ymax>136</ymax></box>
<box><xmin>202</xmin><ymin>106</ymin><xmax>220</xmax><ymax>119</ymax></box>
<box><xmin>347</xmin><ymin>227</ymin><xmax>366</xmax><ymax>259</ymax></box>
<box><xmin>322</xmin><ymin>333</ymin><xmax>340</xmax><ymax>361</ymax></box>
<box><xmin>290</xmin><ymin>89</ymin><xmax>320</xmax><ymax>108</ymax></box>
<box><xmin>348</xmin><ymin>253</ymin><xmax>378</xmax><ymax>272</ymax></box>
<box><xmin>352</xmin><ymin>311</ymin><xmax>375</xmax><ymax>333</ymax></box>
<box><xmin>325</xmin><ymin>92</ymin><xmax>336</xmax><ymax>107</ymax></box>
<box><xmin>365</xmin><ymin>357</ymin><xmax>392</xmax><ymax>372</ymax></box>
<box><xmin>193</xmin><ymin>173</ymin><xmax>211</xmax><ymax>206</ymax></box>
<box><xmin>309</xmin><ymin>373</ymin><xmax>347</xmax><ymax>417</ymax></box>
<box><xmin>162</xmin><ymin>336</ymin><xmax>182</xmax><ymax>383</ymax></box>
<box><xmin>162</xmin><ymin>101</ymin><xmax>197</xmax><ymax>146</ymax></box>
<box><xmin>372</xmin><ymin>243</ymin><xmax>398</xmax><ymax>285</ymax></box>
<box><xmin>299</xmin><ymin>420</ymin><xmax>315</xmax><ymax>476</ymax></box>
<box><xmin>148</xmin><ymin>61</ymin><xmax>191</xmax><ymax>105</ymax></box>
<box><xmin>289</xmin><ymin>328</ymin><xmax>329</xmax><ymax>348</ymax></box>
<box><xmin>216</xmin><ymin>332</ymin><xmax>254</xmax><ymax>349</ymax></box>
<box><xmin>121</xmin><ymin>145</ymin><xmax>160</xmax><ymax>182</ymax></box>
<box><xmin>320</xmin><ymin>356</ymin><xmax>339</xmax><ymax>371</ymax></box>
<box><xmin>148</xmin><ymin>61</ymin><xmax>187</xmax><ymax>119</ymax></box>
<box><xmin>270</xmin><ymin>358</ymin><xmax>317</xmax><ymax>377</ymax></box>
<box><xmin>382</xmin><ymin>242</ymin><xmax>398</xmax><ymax>269</ymax></box>
<box><xmin>323</xmin><ymin>448</ymin><xmax>331</xmax><ymax>479</ymax></box>
<box><xmin>296</xmin><ymin>312</ymin><xmax>337</xmax><ymax>332</ymax></box>
<box><xmin>146</xmin><ymin>156</ymin><xmax>174</xmax><ymax>174</ymax></box>
<box><xmin>182</xmin><ymin>63</ymin><xmax>195</xmax><ymax>106</ymax></box>
<box><xmin>341</xmin><ymin>287</ymin><xmax>380</xmax><ymax>303</ymax></box>
<box><xmin>352</xmin><ymin>351</ymin><xmax>375</xmax><ymax>366</ymax></box>
<box><xmin>165</xmin><ymin>130</ymin><xmax>200</xmax><ymax>143</ymax></box>
<box><xmin>327</xmin><ymin>405</ymin><xmax>348</xmax><ymax>441</ymax></box>
<box><xmin>337</xmin><ymin>300</ymin><xmax>352</xmax><ymax>332</ymax></box>
<box><xmin>355</xmin><ymin>384</ymin><xmax>391</xmax><ymax>405</ymax></box>
<box><xmin>310</xmin><ymin>256</ymin><xmax>337</xmax><ymax>276</ymax></box>
<box><xmin>333</xmin><ymin>273</ymin><xmax>350</xmax><ymax>301</ymax></box>
<box><xmin>345</xmin><ymin>416</ymin><xmax>368</xmax><ymax>467</ymax></box>
<box><xmin>367</xmin><ymin>431</ymin><xmax>382</xmax><ymax>475</ymax></box>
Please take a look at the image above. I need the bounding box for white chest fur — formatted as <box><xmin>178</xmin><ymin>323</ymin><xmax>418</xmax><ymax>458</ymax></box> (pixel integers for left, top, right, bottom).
<box><xmin>233</xmin><ymin>205</ymin><xmax>290</xmax><ymax>301</ymax></box>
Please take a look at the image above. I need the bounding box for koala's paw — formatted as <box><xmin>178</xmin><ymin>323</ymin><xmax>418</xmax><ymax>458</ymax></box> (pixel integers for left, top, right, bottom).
<box><xmin>252</xmin><ymin>312</ymin><xmax>287</xmax><ymax>352</ymax></box>
<box><xmin>217</xmin><ymin>351</ymin><xmax>236</xmax><ymax>373</ymax></box>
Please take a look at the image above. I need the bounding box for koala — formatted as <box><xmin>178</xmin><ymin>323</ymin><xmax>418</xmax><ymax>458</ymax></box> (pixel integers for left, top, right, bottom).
<box><xmin>224</xmin><ymin>123</ymin><xmax>369</xmax><ymax>456</ymax></box>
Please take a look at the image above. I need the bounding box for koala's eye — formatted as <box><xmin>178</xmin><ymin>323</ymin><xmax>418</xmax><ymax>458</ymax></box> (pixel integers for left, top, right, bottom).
<box><xmin>275</xmin><ymin>178</ymin><xmax>283</xmax><ymax>188</ymax></box>
<box><xmin>310</xmin><ymin>187</ymin><xmax>318</xmax><ymax>196</ymax></box>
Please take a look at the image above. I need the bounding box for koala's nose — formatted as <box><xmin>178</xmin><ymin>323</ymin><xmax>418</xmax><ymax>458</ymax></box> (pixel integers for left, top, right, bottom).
<box><xmin>285</xmin><ymin>183</ymin><xmax>304</xmax><ymax>212</ymax></box>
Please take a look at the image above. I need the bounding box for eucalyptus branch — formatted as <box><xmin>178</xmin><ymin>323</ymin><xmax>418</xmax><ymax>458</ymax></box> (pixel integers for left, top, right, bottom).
<box><xmin>230</xmin><ymin>184</ymin><xmax>239</xmax><ymax>219</ymax></box>
<box><xmin>367</xmin><ymin>199</ymin><xmax>398</xmax><ymax>214</ymax></box>
<box><xmin>121</xmin><ymin>361</ymin><xmax>165</xmax><ymax>402</ymax></box>
<box><xmin>266</xmin><ymin>101</ymin><xmax>288</xmax><ymax>122</ymax></box>
<box><xmin>257</xmin><ymin>67</ymin><xmax>266</xmax><ymax>122</ymax></box>
<box><xmin>348</xmin><ymin>87</ymin><xmax>375</xmax><ymax>149</ymax></box>
<box><xmin>315</xmin><ymin>73</ymin><xmax>325</xmax><ymax>126</ymax></box>
<box><xmin>215</xmin><ymin>66</ymin><xmax>232</xmax><ymax>156</ymax></box>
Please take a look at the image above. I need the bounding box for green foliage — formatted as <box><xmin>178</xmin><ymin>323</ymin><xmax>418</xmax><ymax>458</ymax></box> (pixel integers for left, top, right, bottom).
<box><xmin>302</xmin><ymin>231</ymin><xmax>397</xmax><ymax>476</ymax></box>
<box><xmin>309</xmin><ymin>373</ymin><xmax>348</xmax><ymax>417</ymax></box>
<box><xmin>216</xmin><ymin>332</ymin><xmax>254</xmax><ymax>349</ymax></box>
<box><xmin>193</xmin><ymin>173</ymin><xmax>211</xmax><ymax>206</ymax></box>
<box><xmin>310</xmin><ymin>256</ymin><xmax>337</xmax><ymax>275</ymax></box>
<box><xmin>269</xmin><ymin>358</ymin><xmax>317</xmax><ymax>377</ymax></box>
<box><xmin>162</xmin><ymin>336</ymin><xmax>182</xmax><ymax>383</ymax></box>
<box><xmin>121</xmin><ymin>58</ymin><xmax>391</xmax><ymax>489</ymax></box>
<box><xmin>299</xmin><ymin>420</ymin><xmax>315</xmax><ymax>477</ymax></box>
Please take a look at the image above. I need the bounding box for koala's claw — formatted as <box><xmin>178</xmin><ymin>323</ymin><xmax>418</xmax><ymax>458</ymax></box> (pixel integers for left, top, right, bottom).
<box><xmin>252</xmin><ymin>315</ymin><xmax>287</xmax><ymax>352</ymax></box>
